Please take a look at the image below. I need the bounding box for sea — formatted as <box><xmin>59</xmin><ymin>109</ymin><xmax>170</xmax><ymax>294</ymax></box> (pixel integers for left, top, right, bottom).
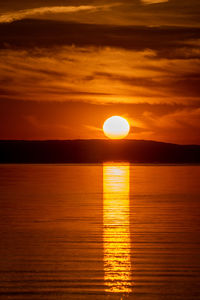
<box><xmin>0</xmin><ymin>164</ymin><xmax>200</xmax><ymax>300</ymax></box>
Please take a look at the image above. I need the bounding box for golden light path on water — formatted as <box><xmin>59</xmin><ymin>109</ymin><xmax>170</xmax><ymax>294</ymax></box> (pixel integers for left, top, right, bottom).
<box><xmin>103</xmin><ymin>163</ymin><xmax>132</xmax><ymax>293</ymax></box>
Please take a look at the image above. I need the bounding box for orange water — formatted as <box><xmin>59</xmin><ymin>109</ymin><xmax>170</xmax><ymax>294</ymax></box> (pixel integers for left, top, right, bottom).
<box><xmin>0</xmin><ymin>164</ymin><xmax>200</xmax><ymax>299</ymax></box>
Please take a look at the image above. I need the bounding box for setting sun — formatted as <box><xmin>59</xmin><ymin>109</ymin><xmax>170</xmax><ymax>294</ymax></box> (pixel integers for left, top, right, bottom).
<box><xmin>103</xmin><ymin>116</ymin><xmax>130</xmax><ymax>139</ymax></box>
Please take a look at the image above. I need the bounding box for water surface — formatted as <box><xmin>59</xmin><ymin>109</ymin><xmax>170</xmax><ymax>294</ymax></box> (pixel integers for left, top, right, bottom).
<box><xmin>0</xmin><ymin>164</ymin><xmax>200</xmax><ymax>299</ymax></box>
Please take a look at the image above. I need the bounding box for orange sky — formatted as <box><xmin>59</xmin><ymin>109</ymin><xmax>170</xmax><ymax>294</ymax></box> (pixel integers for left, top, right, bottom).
<box><xmin>0</xmin><ymin>0</ymin><xmax>200</xmax><ymax>144</ymax></box>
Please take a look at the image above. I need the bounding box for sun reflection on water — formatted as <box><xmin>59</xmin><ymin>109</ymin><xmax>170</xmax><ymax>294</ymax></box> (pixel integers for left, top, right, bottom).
<box><xmin>103</xmin><ymin>162</ymin><xmax>132</xmax><ymax>293</ymax></box>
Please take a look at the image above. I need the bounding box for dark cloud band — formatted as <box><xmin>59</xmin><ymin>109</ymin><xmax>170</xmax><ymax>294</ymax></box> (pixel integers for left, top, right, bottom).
<box><xmin>0</xmin><ymin>19</ymin><xmax>200</xmax><ymax>60</ymax></box>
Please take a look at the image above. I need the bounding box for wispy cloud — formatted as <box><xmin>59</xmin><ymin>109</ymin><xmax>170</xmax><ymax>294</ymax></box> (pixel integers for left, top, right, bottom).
<box><xmin>0</xmin><ymin>45</ymin><xmax>200</xmax><ymax>105</ymax></box>
<box><xmin>138</xmin><ymin>107</ymin><xmax>200</xmax><ymax>144</ymax></box>
<box><xmin>141</xmin><ymin>0</ymin><xmax>168</xmax><ymax>4</ymax></box>
<box><xmin>0</xmin><ymin>4</ymin><xmax>118</xmax><ymax>23</ymax></box>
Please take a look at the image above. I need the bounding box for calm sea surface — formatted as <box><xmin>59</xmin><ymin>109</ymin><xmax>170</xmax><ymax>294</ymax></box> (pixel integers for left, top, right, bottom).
<box><xmin>0</xmin><ymin>164</ymin><xmax>200</xmax><ymax>300</ymax></box>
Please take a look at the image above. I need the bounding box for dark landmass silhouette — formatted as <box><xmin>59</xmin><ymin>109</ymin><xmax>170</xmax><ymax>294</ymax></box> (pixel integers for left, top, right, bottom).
<box><xmin>0</xmin><ymin>140</ymin><xmax>200</xmax><ymax>164</ymax></box>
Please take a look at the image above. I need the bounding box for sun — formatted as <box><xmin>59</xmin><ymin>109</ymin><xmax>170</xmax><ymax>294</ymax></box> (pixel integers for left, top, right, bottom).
<box><xmin>103</xmin><ymin>116</ymin><xmax>130</xmax><ymax>139</ymax></box>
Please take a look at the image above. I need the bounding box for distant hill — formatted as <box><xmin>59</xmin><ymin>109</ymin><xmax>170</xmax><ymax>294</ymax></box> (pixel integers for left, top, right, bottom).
<box><xmin>0</xmin><ymin>140</ymin><xmax>200</xmax><ymax>164</ymax></box>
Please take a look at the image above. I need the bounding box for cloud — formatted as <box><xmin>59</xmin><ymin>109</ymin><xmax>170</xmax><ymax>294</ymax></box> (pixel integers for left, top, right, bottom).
<box><xmin>0</xmin><ymin>0</ymin><xmax>199</xmax><ymax>27</ymax></box>
<box><xmin>0</xmin><ymin>4</ymin><xmax>117</xmax><ymax>23</ymax></box>
<box><xmin>0</xmin><ymin>19</ymin><xmax>200</xmax><ymax>61</ymax></box>
<box><xmin>136</xmin><ymin>107</ymin><xmax>200</xmax><ymax>144</ymax></box>
<box><xmin>141</xmin><ymin>0</ymin><xmax>168</xmax><ymax>4</ymax></box>
<box><xmin>0</xmin><ymin>45</ymin><xmax>200</xmax><ymax>106</ymax></box>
